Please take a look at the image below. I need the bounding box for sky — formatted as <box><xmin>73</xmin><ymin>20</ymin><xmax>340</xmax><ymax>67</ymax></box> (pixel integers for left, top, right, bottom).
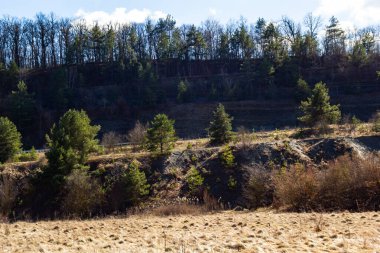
<box><xmin>1</xmin><ymin>0</ymin><xmax>380</xmax><ymax>29</ymax></box>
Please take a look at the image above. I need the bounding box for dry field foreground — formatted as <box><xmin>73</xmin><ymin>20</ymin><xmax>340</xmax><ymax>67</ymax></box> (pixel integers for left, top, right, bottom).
<box><xmin>1</xmin><ymin>211</ymin><xmax>379</xmax><ymax>253</ymax></box>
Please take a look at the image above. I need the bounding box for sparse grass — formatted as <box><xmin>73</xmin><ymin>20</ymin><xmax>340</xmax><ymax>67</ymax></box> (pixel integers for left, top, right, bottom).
<box><xmin>1</xmin><ymin>211</ymin><xmax>379</xmax><ymax>252</ymax></box>
<box><xmin>149</xmin><ymin>203</ymin><xmax>205</xmax><ymax>216</ymax></box>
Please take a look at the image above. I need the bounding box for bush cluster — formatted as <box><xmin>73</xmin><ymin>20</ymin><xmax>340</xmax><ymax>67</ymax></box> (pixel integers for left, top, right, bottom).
<box><xmin>272</xmin><ymin>155</ymin><xmax>380</xmax><ymax>211</ymax></box>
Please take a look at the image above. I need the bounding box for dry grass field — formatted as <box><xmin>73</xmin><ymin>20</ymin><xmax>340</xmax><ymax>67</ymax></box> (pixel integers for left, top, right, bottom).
<box><xmin>1</xmin><ymin>210</ymin><xmax>379</xmax><ymax>253</ymax></box>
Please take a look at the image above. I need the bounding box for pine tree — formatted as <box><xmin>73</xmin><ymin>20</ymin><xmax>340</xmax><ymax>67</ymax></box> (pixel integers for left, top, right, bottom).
<box><xmin>298</xmin><ymin>82</ymin><xmax>341</xmax><ymax>127</ymax></box>
<box><xmin>146</xmin><ymin>114</ymin><xmax>177</xmax><ymax>154</ymax></box>
<box><xmin>6</xmin><ymin>81</ymin><xmax>37</xmax><ymax>134</ymax></box>
<box><xmin>208</xmin><ymin>103</ymin><xmax>233</xmax><ymax>145</ymax></box>
<box><xmin>45</xmin><ymin>109</ymin><xmax>100</xmax><ymax>176</ymax></box>
<box><xmin>0</xmin><ymin>117</ymin><xmax>22</xmax><ymax>163</ymax></box>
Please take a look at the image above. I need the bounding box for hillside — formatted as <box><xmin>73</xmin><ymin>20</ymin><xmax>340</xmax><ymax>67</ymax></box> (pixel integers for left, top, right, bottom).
<box><xmin>1</xmin><ymin>61</ymin><xmax>380</xmax><ymax>148</ymax></box>
<box><xmin>1</xmin><ymin>126</ymin><xmax>379</xmax><ymax>219</ymax></box>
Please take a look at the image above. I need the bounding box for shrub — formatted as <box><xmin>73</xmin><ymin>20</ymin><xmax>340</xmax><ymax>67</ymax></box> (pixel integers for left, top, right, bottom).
<box><xmin>202</xmin><ymin>189</ymin><xmax>222</xmax><ymax>211</ymax></box>
<box><xmin>0</xmin><ymin>174</ymin><xmax>18</xmax><ymax>217</ymax></box>
<box><xmin>185</xmin><ymin>166</ymin><xmax>204</xmax><ymax>194</ymax></box>
<box><xmin>371</xmin><ymin>111</ymin><xmax>380</xmax><ymax>132</ymax></box>
<box><xmin>236</xmin><ymin>126</ymin><xmax>253</xmax><ymax>148</ymax></box>
<box><xmin>150</xmin><ymin>203</ymin><xmax>204</xmax><ymax>216</ymax></box>
<box><xmin>318</xmin><ymin>155</ymin><xmax>380</xmax><ymax>210</ymax></box>
<box><xmin>243</xmin><ymin>169</ymin><xmax>272</xmax><ymax>209</ymax></box>
<box><xmin>16</xmin><ymin>147</ymin><xmax>38</xmax><ymax>162</ymax></box>
<box><xmin>351</xmin><ymin>116</ymin><xmax>361</xmax><ymax>133</ymax></box>
<box><xmin>273</xmin><ymin>155</ymin><xmax>380</xmax><ymax>211</ymax></box>
<box><xmin>123</xmin><ymin>160</ymin><xmax>150</xmax><ymax>205</ymax></box>
<box><xmin>273</xmin><ymin>164</ymin><xmax>319</xmax><ymax>211</ymax></box>
<box><xmin>227</xmin><ymin>175</ymin><xmax>238</xmax><ymax>190</ymax></box>
<box><xmin>219</xmin><ymin>145</ymin><xmax>235</xmax><ymax>169</ymax></box>
<box><xmin>105</xmin><ymin>160</ymin><xmax>149</xmax><ymax>210</ymax></box>
<box><xmin>0</xmin><ymin>117</ymin><xmax>22</xmax><ymax>163</ymax></box>
<box><xmin>62</xmin><ymin>168</ymin><xmax>105</xmax><ymax>217</ymax></box>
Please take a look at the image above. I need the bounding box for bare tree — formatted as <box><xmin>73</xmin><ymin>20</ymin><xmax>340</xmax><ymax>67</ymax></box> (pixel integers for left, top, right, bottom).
<box><xmin>304</xmin><ymin>12</ymin><xmax>322</xmax><ymax>38</ymax></box>
<box><xmin>127</xmin><ymin>121</ymin><xmax>148</xmax><ymax>152</ymax></box>
<box><xmin>101</xmin><ymin>131</ymin><xmax>122</xmax><ymax>153</ymax></box>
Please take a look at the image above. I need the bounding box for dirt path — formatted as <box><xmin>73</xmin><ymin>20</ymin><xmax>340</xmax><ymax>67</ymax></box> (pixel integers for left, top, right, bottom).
<box><xmin>1</xmin><ymin>211</ymin><xmax>379</xmax><ymax>252</ymax></box>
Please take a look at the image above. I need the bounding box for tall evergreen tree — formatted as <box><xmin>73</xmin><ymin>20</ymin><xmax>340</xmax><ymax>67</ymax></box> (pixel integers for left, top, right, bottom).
<box><xmin>208</xmin><ymin>103</ymin><xmax>233</xmax><ymax>145</ymax></box>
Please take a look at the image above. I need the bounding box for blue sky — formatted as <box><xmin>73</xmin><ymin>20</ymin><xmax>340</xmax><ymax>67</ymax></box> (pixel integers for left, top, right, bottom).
<box><xmin>2</xmin><ymin>0</ymin><xmax>380</xmax><ymax>29</ymax></box>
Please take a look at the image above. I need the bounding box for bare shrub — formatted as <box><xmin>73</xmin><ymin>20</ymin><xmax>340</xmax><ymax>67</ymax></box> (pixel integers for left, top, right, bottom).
<box><xmin>315</xmin><ymin>120</ymin><xmax>333</xmax><ymax>136</ymax></box>
<box><xmin>319</xmin><ymin>154</ymin><xmax>380</xmax><ymax>210</ymax></box>
<box><xmin>273</xmin><ymin>154</ymin><xmax>380</xmax><ymax>211</ymax></box>
<box><xmin>101</xmin><ymin>131</ymin><xmax>122</xmax><ymax>153</ymax></box>
<box><xmin>0</xmin><ymin>174</ymin><xmax>18</xmax><ymax>217</ymax></box>
<box><xmin>62</xmin><ymin>169</ymin><xmax>105</xmax><ymax>217</ymax></box>
<box><xmin>236</xmin><ymin>126</ymin><xmax>253</xmax><ymax>149</ymax></box>
<box><xmin>370</xmin><ymin>111</ymin><xmax>380</xmax><ymax>132</ymax></box>
<box><xmin>127</xmin><ymin>121</ymin><xmax>148</xmax><ymax>151</ymax></box>
<box><xmin>243</xmin><ymin>168</ymin><xmax>272</xmax><ymax>209</ymax></box>
<box><xmin>273</xmin><ymin>164</ymin><xmax>319</xmax><ymax>211</ymax></box>
<box><xmin>202</xmin><ymin>189</ymin><xmax>222</xmax><ymax>211</ymax></box>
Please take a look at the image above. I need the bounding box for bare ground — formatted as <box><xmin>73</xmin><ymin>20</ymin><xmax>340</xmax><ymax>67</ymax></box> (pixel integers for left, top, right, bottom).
<box><xmin>1</xmin><ymin>211</ymin><xmax>379</xmax><ymax>253</ymax></box>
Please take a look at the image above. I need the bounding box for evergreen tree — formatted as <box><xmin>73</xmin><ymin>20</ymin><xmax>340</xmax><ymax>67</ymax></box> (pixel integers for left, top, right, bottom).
<box><xmin>295</xmin><ymin>78</ymin><xmax>311</xmax><ymax>102</ymax></box>
<box><xmin>146</xmin><ymin>114</ymin><xmax>177</xmax><ymax>154</ymax></box>
<box><xmin>45</xmin><ymin>109</ymin><xmax>100</xmax><ymax>177</ymax></box>
<box><xmin>324</xmin><ymin>16</ymin><xmax>346</xmax><ymax>57</ymax></box>
<box><xmin>122</xmin><ymin>160</ymin><xmax>150</xmax><ymax>205</ymax></box>
<box><xmin>208</xmin><ymin>103</ymin><xmax>233</xmax><ymax>145</ymax></box>
<box><xmin>0</xmin><ymin>117</ymin><xmax>22</xmax><ymax>163</ymax></box>
<box><xmin>6</xmin><ymin>81</ymin><xmax>37</xmax><ymax>134</ymax></box>
<box><xmin>298</xmin><ymin>82</ymin><xmax>341</xmax><ymax>127</ymax></box>
<box><xmin>177</xmin><ymin>80</ymin><xmax>189</xmax><ymax>103</ymax></box>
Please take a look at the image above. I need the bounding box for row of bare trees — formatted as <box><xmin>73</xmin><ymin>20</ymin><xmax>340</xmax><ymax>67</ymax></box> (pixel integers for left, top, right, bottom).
<box><xmin>0</xmin><ymin>12</ymin><xmax>379</xmax><ymax>69</ymax></box>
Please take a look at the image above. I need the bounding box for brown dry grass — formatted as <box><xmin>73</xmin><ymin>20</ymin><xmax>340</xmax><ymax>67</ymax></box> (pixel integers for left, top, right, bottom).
<box><xmin>0</xmin><ymin>210</ymin><xmax>379</xmax><ymax>252</ymax></box>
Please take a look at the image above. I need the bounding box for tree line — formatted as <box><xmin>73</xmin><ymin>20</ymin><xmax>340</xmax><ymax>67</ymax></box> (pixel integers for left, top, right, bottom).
<box><xmin>0</xmin><ymin>12</ymin><xmax>379</xmax><ymax>69</ymax></box>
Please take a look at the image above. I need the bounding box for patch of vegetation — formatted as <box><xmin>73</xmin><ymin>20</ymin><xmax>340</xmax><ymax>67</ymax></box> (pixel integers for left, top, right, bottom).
<box><xmin>185</xmin><ymin>166</ymin><xmax>204</xmax><ymax>194</ymax></box>
<box><xmin>273</xmin><ymin>155</ymin><xmax>380</xmax><ymax>211</ymax></box>
<box><xmin>62</xmin><ymin>168</ymin><xmax>105</xmax><ymax>217</ymax></box>
<box><xmin>219</xmin><ymin>145</ymin><xmax>235</xmax><ymax>169</ymax></box>
<box><xmin>105</xmin><ymin>160</ymin><xmax>150</xmax><ymax>210</ymax></box>
<box><xmin>371</xmin><ymin>111</ymin><xmax>380</xmax><ymax>132</ymax></box>
<box><xmin>15</xmin><ymin>147</ymin><xmax>38</xmax><ymax>162</ymax></box>
<box><xmin>227</xmin><ymin>175</ymin><xmax>238</xmax><ymax>190</ymax></box>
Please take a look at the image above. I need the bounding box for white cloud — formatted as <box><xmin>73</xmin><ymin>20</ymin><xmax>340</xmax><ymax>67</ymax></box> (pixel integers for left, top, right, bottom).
<box><xmin>209</xmin><ymin>8</ymin><xmax>217</xmax><ymax>16</ymax></box>
<box><xmin>314</xmin><ymin>0</ymin><xmax>380</xmax><ymax>30</ymax></box>
<box><xmin>75</xmin><ymin>8</ymin><xmax>167</xmax><ymax>25</ymax></box>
